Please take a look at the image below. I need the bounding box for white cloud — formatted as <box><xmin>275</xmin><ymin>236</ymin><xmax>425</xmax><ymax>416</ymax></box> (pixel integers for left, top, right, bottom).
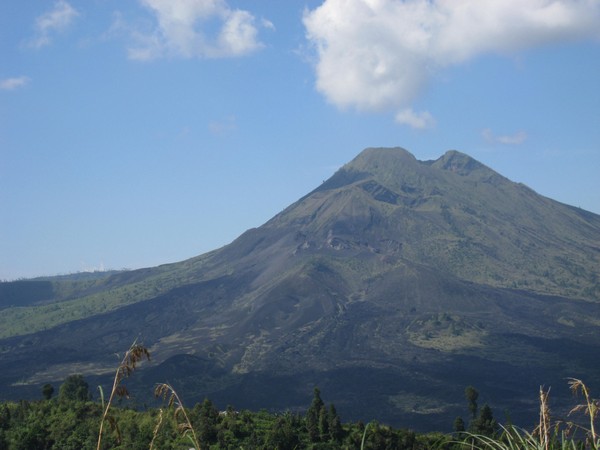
<box><xmin>0</xmin><ymin>76</ymin><xmax>30</xmax><ymax>91</ymax></box>
<box><xmin>28</xmin><ymin>0</ymin><xmax>79</xmax><ymax>48</ymax></box>
<box><xmin>208</xmin><ymin>115</ymin><xmax>237</xmax><ymax>135</ymax></box>
<box><xmin>303</xmin><ymin>0</ymin><xmax>600</xmax><ymax>128</ymax></box>
<box><xmin>261</xmin><ymin>18</ymin><xmax>276</xmax><ymax>31</ymax></box>
<box><xmin>130</xmin><ymin>0</ymin><xmax>267</xmax><ymax>60</ymax></box>
<box><xmin>482</xmin><ymin>128</ymin><xmax>528</xmax><ymax>145</ymax></box>
<box><xmin>395</xmin><ymin>108</ymin><xmax>435</xmax><ymax>129</ymax></box>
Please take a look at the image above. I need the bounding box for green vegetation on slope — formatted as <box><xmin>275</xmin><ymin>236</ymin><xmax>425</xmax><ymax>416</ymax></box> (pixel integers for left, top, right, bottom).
<box><xmin>0</xmin><ymin>253</ymin><xmax>223</xmax><ymax>339</ymax></box>
<box><xmin>1</xmin><ymin>376</ymin><xmax>598</xmax><ymax>449</ymax></box>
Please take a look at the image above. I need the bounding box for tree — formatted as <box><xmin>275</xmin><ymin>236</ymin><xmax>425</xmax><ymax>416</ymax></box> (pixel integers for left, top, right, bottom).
<box><xmin>268</xmin><ymin>413</ymin><xmax>300</xmax><ymax>449</ymax></box>
<box><xmin>465</xmin><ymin>385</ymin><xmax>479</xmax><ymax>419</ymax></box>
<box><xmin>306</xmin><ymin>387</ymin><xmax>325</xmax><ymax>442</ymax></box>
<box><xmin>0</xmin><ymin>429</ymin><xmax>7</xmax><ymax>450</ymax></box>
<box><xmin>453</xmin><ymin>416</ymin><xmax>465</xmax><ymax>439</ymax></box>
<box><xmin>318</xmin><ymin>405</ymin><xmax>329</xmax><ymax>441</ymax></box>
<box><xmin>11</xmin><ymin>421</ymin><xmax>48</xmax><ymax>450</ymax></box>
<box><xmin>0</xmin><ymin>404</ymin><xmax>10</xmax><ymax>430</ymax></box>
<box><xmin>470</xmin><ymin>404</ymin><xmax>497</xmax><ymax>437</ymax></box>
<box><xmin>196</xmin><ymin>398</ymin><xmax>218</xmax><ymax>445</ymax></box>
<box><xmin>454</xmin><ymin>415</ymin><xmax>465</xmax><ymax>432</ymax></box>
<box><xmin>42</xmin><ymin>383</ymin><xmax>54</xmax><ymax>400</ymax></box>
<box><xmin>59</xmin><ymin>375</ymin><xmax>90</xmax><ymax>402</ymax></box>
<box><xmin>328</xmin><ymin>404</ymin><xmax>344</xmax><ymax>442</ymax></box>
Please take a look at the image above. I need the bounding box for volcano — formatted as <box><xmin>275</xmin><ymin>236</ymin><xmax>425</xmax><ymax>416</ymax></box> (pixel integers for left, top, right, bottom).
<box><xmin>1</xmin><ymin>147</ymin><xmax>599</xmax><ymax>430</ymax></box>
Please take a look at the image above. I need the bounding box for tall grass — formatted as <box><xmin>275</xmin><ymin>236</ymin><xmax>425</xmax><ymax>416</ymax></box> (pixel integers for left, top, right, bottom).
<box><xmin>461</xmin><ymin>379</ymin><xmax>599</xmax><ymax>450</ymax></box>
<box><xmin>93</xmin><ymin>342</ymin><xmax>202</xmax><ymax>449</ymax></box>
<box><xmin>96</xmin><ymin>340</ymin><xmax>150</xmax><ymax>450</ymax></box>
<box><xmin>568</xmin><ymin>378</ymin><xmax>600</xmax><ymax>449</ymax></box>
<box><xmin>153</xmin><ymin>382</ymin><xmax>202</xmax><ymax>450</ymax></box>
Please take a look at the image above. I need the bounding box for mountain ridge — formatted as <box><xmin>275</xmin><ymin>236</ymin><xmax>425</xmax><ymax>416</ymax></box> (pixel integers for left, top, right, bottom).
<box><xmin>1</xmin><ymin>146</ymin><xmax>599</xmax><ymax>430</ymax></box>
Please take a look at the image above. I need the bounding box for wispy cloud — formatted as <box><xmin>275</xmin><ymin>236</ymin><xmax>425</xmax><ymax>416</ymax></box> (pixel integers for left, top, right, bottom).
<box><xmin>303</xmin><ymin>0</ymin><xmax>600</xmax><ymax>128</ymax></box>
<box><xmin>261</xmin><ymin>18</ymin><xmax>276</xmax><ymax>31</ymax></box>
<box><xmin>128</xmin><ymin>0</ymin><xmax>269</xmax><ymax>60</ymax></box>
<box><xmin>482</xmin><ymin>128</ymin><xmax>528</xmax><ymax>145</ymax></box>
<box><xmin>28</xmin><ymin>0</ymin><xmax>79</xmax><ymax>49</ymax></box>
<box><xmin>209</xmin><ymin>115</ymin><xmax>237</xmax><ymax>136</ymax></box>
<box><xmin>0</xmin><ymin>76</ymin><xmax>30</xmax><ymax>91</ymax></box>
<box><xmin>395</xmin><ymin>108</ymin><xmax>436</xmax><ymax>129</ymax></box>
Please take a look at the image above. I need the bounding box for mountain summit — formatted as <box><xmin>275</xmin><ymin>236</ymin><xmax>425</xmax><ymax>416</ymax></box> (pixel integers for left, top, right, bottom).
<box><xmin>1</xmin><ymin>147</ymin><xmax>599</xmax><ymax>429</ymax></box>
<box><xmin>268</xmin><ymin>147</ymin><xmax>598</xmax><ymax>299</ymax></box>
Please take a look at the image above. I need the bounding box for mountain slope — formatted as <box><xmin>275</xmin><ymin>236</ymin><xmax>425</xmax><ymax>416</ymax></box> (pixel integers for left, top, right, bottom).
<box><xmin>266</xmin><ymin>147</ymin><xmax>599</xmax><ymax>298</ymax></box>
<box><xmin>1</xmin><ymin>147</ymin><xmax>599</xmax><ymax>430</ymax></box>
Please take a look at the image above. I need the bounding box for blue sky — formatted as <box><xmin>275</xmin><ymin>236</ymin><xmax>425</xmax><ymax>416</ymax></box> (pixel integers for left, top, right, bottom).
<box><xmin>1</xmin><ymin>0</ymin><xmax>599</xmax><ymax>280</ymax></box>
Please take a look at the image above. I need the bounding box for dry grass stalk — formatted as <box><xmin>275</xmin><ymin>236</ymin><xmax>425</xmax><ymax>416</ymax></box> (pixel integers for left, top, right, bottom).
<box><xmin>568</xmin><ymin>378</ymin><xmax>599</xmax><ymax>449</ymax></box>
<box><xmin>536</xmin><ymin>386</ymin><xmax>551</xmax><ymax>450</ymax></box>
<box><xmin>96</xmin><ymin>340</ymin><xmax>150</xmax><ymax>450</ymax></box>
<box><xmin>451</xmin><ymin>379</ymin><xmax>600</xmax><ymax>449</ymax></box>
<box><xmin>149</xmin><ymin>408</ymin><xmax>164</xmax><ymax>450</ymax></box>
<box><xmin>155</xmin><ymin>382</ymin><xmax>201</xmax><ymax>450</ymax></box>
